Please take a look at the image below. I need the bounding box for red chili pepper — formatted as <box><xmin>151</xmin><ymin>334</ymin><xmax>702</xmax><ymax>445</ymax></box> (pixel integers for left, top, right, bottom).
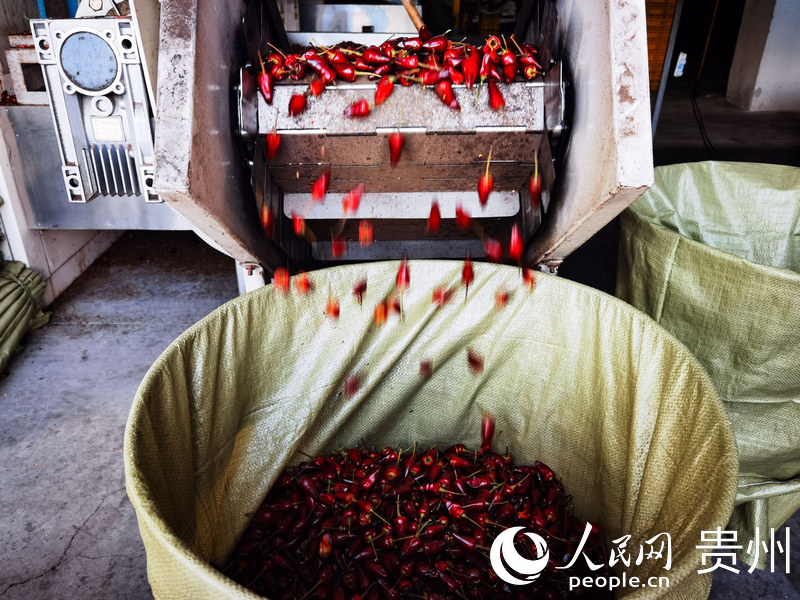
<box><xmin>292</xmin><ymin>212</ymin><xmax>305</xmax><ymax>236</ymax></box>
<box><xmin>529</xmin><ymin>155</ymin><xmax>542</xmax><ymax>211</ymax></box>
<box><xmin>354</xmin><ymin>57</ymin><xmax>373</xmax><ymax>72</ymax></box>
<box><xmin>359</xmin><ymin>220</ymin><xmax>373</xmax><ymax>247</ymax></box>
<box><xmin>501</xmin><ymin>49</ymin><xmax>518</xmax><ymax>82</ymax></box>
<box><xmin>478</xmin><ymin>147</ymin><xmax>494</xmax><ymax>206</ymax></box>
<box><xmin>449</xmin><ymin>68</ymin><xmax>464</xmax><ymax>85</ymax></box>
<box><xmin>397</xmin><ymin>37</ymin><xmax>422</xmax><ymax>51</ymax></box>
<box><xmin>434</xmin><ymin>80</ymin><xmax>460</xmax><ymax>111</ymax></box>
<box><xmin>462</xmin><ymin>46</ymin><xmax>480</xmax><ymax>89</ymax></box>
<box><xmin>454</xmin><ymin>204</ymin><xmax>472</xmax><ymax>231</ymax></box>
<box><xmin>380</xmin><ymin>39</ymin><xmax>397</xmax><ymax>56</ymax></box>
<box><xmin>523</xmin><ymin>64</ymin><xmax>539</xmax><ymax>80</ymax></box>
<box><xmin>309</xmin><ymin>76</ymin><xmax>326</xmax><ymax>96</ymax></box>
<box><xmin>393</xmin><ymin>54</ymin><xmax>418</xmax><ymax>69</ymax></box>
<box><xmin>421</xmin><ymin>68</ymin><xmax>447</xmax><ymax>86</ymax></box>
<box><xmin>326</xmin><ymin>296</ymin><xmax>340</xmax><ymax>320</ymax></box>
<box><xmin>288</xmin><ymin>93</ymin><xmax>307</xmax><ymax>116</ymax></box>
<box><xmin>444</xmin><ymin>47</ymin><xmax>466</xmax><ymax>63</ymax></box>
<box><xmin>422</xmin><ymin>539</ymin><xmax>448</xmax><ymax>556</ymax></box>
<box><xmin>305</xmin><ymin>54</ymin><xmax>336</xmax><ymax>83</ymax></box>
<box><xmin>332</xmin><ymin>237</ymin><xmax>346</xmax><ymax>258</ymax></box>
<box><xmin>396</xmin><ymin>256</ymin><xmax>410</xmax><ymax>290</ymax></box>
<box><xmin>389</xmin><ymin>131</ymin><xmax>404</xmax><ymax>166</ymax></box>
<box><xmin>422</xmin><ymin>36</ymin><xmax>448</xmax><ymax>53</ymax></box>
<box><xmin>480</xmin><ymin>50</ymin><xmax>498</xmax><ymax>81</ymax></box>
<box><xmin>311</xmin><ymin>166</ymin><xmax>331</xmax><ymax>202</ymax></box>
<box><xmin>482</xmin><ymin>414</ymin><xmax>495</xmax><ymax>450</ymax></box>
<box><xmin>344</xmin><ymin>98</ymin><xmax>371</xmax><ymax>118</ymax></box>
<box><xmin>372</xmin><ymin>64</ymin><xmax>391</xmax><ymax>78</ymax></box>
<box><xmin>400</xmin><ymin>536</ymin><xmax>421</xmax><ymax>557</ymax></box>
<box><xmin>363</xmin><ymin>46</ymin><xmax>391</xmax><ymax>65</ymax></box>
<box><xmin>461</xmin><ymin>256</ymin><xmax>474</xmax><ymax>297</ymax></box>
<box><xmin>426</xmin><ymin>201</ymin><xmax>441</xmax><ymax>232</ymax></box>
<box><xmin>495</xmin><ymin>286</ymin><xmax>509</xmax><ymax>310</ymax></box>
<box><xmin>522</xmin><ymin>267</ymin><xmax>536</xmax><ymax>290</ymax></box>
<box><xmin>342</xmin><ymin>182</ymin><xmax>365</xmax><ymax>214</ymax></box>
<box><xmin>432</xmin><ymin>285</ymin><xmax>453</xmax><ymax>308</ymax></box>
<box><xmin>260</xmin><ymin>205</ymin><xmax>274</xmax><ymax>236</ymax></box>
<box><xmin>266</xmin><ymin>130</ymin><xmax>280</xmax><ymax>161</ymax></box>
<box><xmin>509</xmin><ymin>223</ymin><xmax>523</xmax><ymax>262</ymax></box>
<box><xmin>484</xmin><ymin>237</ymin><xmax>502</xmax><ymax>262</ymax></box>
<box><xmin>353</xmin><ymin>278</ymin><xmax>367</xmax><ymax>304</ymax></box>
<box><xmin>257</xmin><ymin>56</ymin><xmax>274</xmax><ymax>105</ymax></box>
<box><xmin>374</xmin><ymin>300</ymin><xmax>388</xmax><ymax>326</ymax></box>
<box><xmin>448</xmin><ymin>455</ymin><xmax>473</xmax><ymax>469</ymax></box>
<box><xmin>273</xmin><ymin>267</ymin><xmax>289</xmax><ymax>293</ymax></box>
<box><xmin>487</xmin><ymin>78</ymin><xmax>505</xmax><ymax>112</ymax></box>
<box><xmin>295</xmin><ymin>272</ymin><xmax>311</xmax><ymax>295</ymax></box>
<box><xmin>374</xmin><ymin>75</ymin><xmax>395</xmax><ymax>106</ymax></box>
<box><xmin>333</xmin><ymin>63</ymin><xmax>356</xmax><ymax>83</ymax></box>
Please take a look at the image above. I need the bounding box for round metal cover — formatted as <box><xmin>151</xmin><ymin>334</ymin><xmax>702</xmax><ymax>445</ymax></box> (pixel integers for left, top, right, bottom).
<box><xmin>60</xmin><ymin>32</ymin><xmax>118</xmax><ymax>93</ymax></box>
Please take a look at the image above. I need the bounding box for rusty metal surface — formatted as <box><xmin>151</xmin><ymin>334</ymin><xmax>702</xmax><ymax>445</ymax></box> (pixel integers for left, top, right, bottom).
<box><xmin>259</xmin><ymin>81</ymin><xmax>545</xmax><ymax>134</ymax></box>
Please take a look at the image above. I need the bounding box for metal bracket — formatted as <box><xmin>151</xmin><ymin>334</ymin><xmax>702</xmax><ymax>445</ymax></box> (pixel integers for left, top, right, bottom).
<box><xmin>537</xmin><ymin>260</ymin><xmax>562</xmax><ymax>275</ymax></box>
<box><xmin>236</xmin><ymin>261</ymin><xmax>265</xmax><ymax>295</ymax></box>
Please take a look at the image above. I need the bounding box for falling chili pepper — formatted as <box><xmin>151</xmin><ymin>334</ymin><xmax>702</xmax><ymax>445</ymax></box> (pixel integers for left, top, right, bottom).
<box><xmin>432</xmin><ymin>286</ymin><xmax>454</xmax><ymax>307</ymax></box>
<box><xmin>266</xmin><ymin>130</ymin><xmax>280</xmax><ymax>161</ymax></box>
<box><xmin>295</xmin><ymin>272</ymin><xmax>312</xmax><ymax>295</ymax></box>
<box><xmin>396</xmin><ymin>256</ymin><xmax>410</xmax><ymax>290</ymax></box>
<box><xmin>478</xmin><ymin>147</ymin><xmax>494</xmax><ymax>207</ymax></box>
<box><xmin>509</xmin><ymin>222</ymin><xmax>523</xmax><ymax>262</ymax></box>
<box><xmin>342</xmin><ymin>183</ymin><xmax>365</xmax><ymax>215</ymax></box>
<box><xmin>273</xmin><ymin>268</ymin><xmax>290</xmax><ymax>293</ymax></box>
<box><xmin>461</xmin><ymin>255</ymin><xmax>474</xmax><ymax>299</ymax></box>
<box><xmin>350</xmin><ymin>279</ymin><xmax>367</xmax><ymax>306</ymax></box>
<box><xmin>292</xmin><ymin>212</ymin><xmax>306</xmax><ymax>236</ymax></box>
<box><xmin>332</xmin><ymin>237</ymin><xmax>346</xmax><ymax>258</ymax></box>
<box><xmin>389</xmin><ymin>132</ymin><xmax>404</xmax><ymax>167</ymax></box>
<box><xmin>312</xmin><ymin>167</ymin><xmax>331</xmax><ymax>202</ymax></box>
<box><xmin>344</xmin><ymin>99</ymin><xmax>372</xmax><ymax>118</ymax></box>
<box><xmin>529</xmin><ymin>152</ymin><xmax>542</xmax><ymax>212</ymax></box>
<box><xmin>455</xmin><ymin>204</ymin><xmax>471</xmax><ymax>230</ymax></box>
<box><xmin>288</xmin><ymin>93</ymin><xmax>307</xmax><ymax>117</ymax></box>
<box><xmin>359</xmin><ymin>220</ymin><xmax>373</xmax><ymax>247</ymax></box>
<box><xmin>467</xmin><ymin>348</ymin><xmax>484</xmax><ymax>374</ymax></box>
<box><xmin>494</xmin><ymin>286</ymin><xmax>509</xmax><ymax>310</ymax></box>
<box><xmin>260</xmin><ymin>205</ymin><xmax>274</xmax><ymax>237</ymax></box>
<box><xmin>487</xmin><ymin>79</ymin><xmax>505</xmax><ymax>112</ymax></box>
<box><xmin>484</xmin><ymin>237</ymin><xmax>503</xmax><ymax>262</ymax></box>
<box><xmin>326</xmin><ymin>296</ymin><xmax>340</xmax><ymax>319</ymax></box>
<box><xmin>309</xmin><ymin>76</ymin><xmax>327</xmax><ymax>97</ymax></box>
<box><xmin>427</xmin><ymin>201</ymin><xmax>441</xmax><ymax>233</ymax></box>
<box><xmin>374</xmin><ymin>301</ymin><xmax>388</xmax><ymax>326</ymax></box>
<box><xmin>374</xmin><ymin>75</ymin><xmax>395</xmax><ymax>106</ymax></box>
<box><xmin>522</xmin><ymin>267</ymin><xmax>537</xmax><ymax>290</ymax></box>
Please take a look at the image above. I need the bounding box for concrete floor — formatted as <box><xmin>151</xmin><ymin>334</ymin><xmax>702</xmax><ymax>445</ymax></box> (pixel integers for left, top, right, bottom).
<box><xmin>0</xmin><ymin>231</ymin><xmax>238</xmax><ymax>598</ymax></box>
<box><xmin>1</xmin><ymin>85</ymin><xmax>799</xmax><ymax>598</ymax></box>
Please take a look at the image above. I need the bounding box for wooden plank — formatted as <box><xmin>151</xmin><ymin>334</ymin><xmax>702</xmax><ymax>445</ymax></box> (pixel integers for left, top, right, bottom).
<box><xmin>646</xmin><ymin>0</ymin><xmax>678</xmax><ymax>91</ymax></box>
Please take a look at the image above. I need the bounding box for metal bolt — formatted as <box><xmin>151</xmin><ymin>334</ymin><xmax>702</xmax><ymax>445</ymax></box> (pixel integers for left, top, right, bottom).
<box><xmin>89</xmin><ymin>0</ymin><xmax>103</xmax><ymax>11</ymax></box>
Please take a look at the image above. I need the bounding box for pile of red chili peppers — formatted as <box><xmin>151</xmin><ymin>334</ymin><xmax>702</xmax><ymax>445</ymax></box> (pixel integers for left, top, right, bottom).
<box><xmin>257</xmin><ymin>34</ymin><xmax>542</xmax><ymax>116</ymax></box>
<box><xmin>222</xmin><ymin>416</ymin><xmax>612</xmax><ymax>599</ymax></box>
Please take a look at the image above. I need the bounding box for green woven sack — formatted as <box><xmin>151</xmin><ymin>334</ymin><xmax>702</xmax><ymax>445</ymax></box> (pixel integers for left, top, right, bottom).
<box><xmin>617</xmin><ymin>161</ymin><xmax>800</xmax><ymax>567</ymax></box>
<box><xmin>125</xmin><ymin>261</ymin><xmax>737</xmax><ymax>599</ymax></box>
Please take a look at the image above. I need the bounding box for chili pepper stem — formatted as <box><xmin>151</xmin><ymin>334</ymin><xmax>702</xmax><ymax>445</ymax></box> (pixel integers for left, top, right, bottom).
<box><xmin>296</xmin><ymin>580</ymin><xmax>321</xmax><ymax>600</ymax></box>
<box><xmin>257</xmin><ymin>51</ymin><xmax>266</xmax><ymax>75</ymax></box>
<box><xmin>266</xmin><ymin>42</ymin><xmax>287</xmax><ymax>59</ymax></box>
<box><xmin>485</xmin><ymin>146</ymin><xmax>493</xmax><ymax>179</ymax></box>
<box><xmin>511</xmin><ymin>35</ymin><xmax>525</xmax><ymax>56</ymax></box>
